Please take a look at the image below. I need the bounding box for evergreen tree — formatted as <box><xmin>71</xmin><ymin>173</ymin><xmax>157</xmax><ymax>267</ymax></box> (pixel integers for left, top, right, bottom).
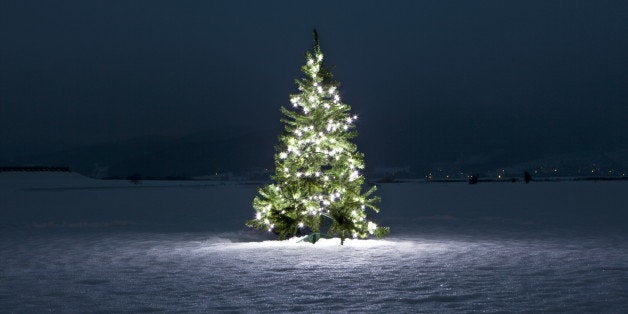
<box><xmin>247</xmin><ymin>30</ymin><xmax>388</xmax><ymax>244</ymax></box>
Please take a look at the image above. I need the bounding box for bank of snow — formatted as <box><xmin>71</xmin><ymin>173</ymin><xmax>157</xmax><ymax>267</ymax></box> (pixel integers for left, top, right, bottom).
<box><xmin>1</xmin><ymin>174</ymin><xmax>627</xmax><ymax>311</ymax></box>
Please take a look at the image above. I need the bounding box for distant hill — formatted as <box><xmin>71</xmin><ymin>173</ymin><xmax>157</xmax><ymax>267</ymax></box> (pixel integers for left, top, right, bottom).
<box><xmin>4</xmin><ymin>125</ymin><xmax>626</xmax><ymax>179</ymax></box>
<box><xmin>8</xmin><ymin>126</ymin><xmax>278</xmax><ymax>178</ymax></box>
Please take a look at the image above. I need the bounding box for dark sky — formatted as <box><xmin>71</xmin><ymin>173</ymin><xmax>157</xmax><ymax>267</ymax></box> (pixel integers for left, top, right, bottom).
<box><xmin>1</xmin><ymin>1</ymin><xmax>627</xmax><ymax>164</ymax></box>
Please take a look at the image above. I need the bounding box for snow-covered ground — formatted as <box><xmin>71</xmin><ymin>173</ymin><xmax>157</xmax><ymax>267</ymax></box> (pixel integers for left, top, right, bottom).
<box><xmin>1</xmin><ymin>172</ymin><xmax>627</xmax><ymax>311</ymax></box>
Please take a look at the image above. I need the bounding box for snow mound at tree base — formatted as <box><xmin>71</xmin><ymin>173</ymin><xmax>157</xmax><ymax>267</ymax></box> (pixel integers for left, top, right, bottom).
<box><xmin>214</xmin><ymin>236</ymin><xmax>399</xmax><ymax>249</ymax></box>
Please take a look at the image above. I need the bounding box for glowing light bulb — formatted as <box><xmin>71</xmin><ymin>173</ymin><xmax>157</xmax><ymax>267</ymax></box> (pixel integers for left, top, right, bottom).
<box><xmin>256</xmin><ymin>212</ymin><xmax>262</xmax><ymax>220</ymax></box>
<box><xmin>279</xmin><ymin>152</ymin><xmax>287</xmax><ymax>159</ymax></box>
<box><xmin>367</xmin><ymin>221</ymin><xmax>377</xmax><ymax>234</ymax></box>
<box><xmin>349</xmin><ymin>170</ymin><xmax>360</xmax><ymax>181</ymax></box>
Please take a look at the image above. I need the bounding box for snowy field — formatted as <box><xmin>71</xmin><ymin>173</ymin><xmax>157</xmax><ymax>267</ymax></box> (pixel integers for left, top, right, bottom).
<box><xmin>1</xmin><ymin>173</ymin><xmax>627</xmax><ymax>312</ymax></box>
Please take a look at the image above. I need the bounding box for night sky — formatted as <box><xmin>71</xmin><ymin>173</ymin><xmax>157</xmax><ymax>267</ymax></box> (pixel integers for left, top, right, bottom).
<box><xmin>1</xmin><ymin>1</ymin><xmax>627</xmax><ymax>171</ymax></box>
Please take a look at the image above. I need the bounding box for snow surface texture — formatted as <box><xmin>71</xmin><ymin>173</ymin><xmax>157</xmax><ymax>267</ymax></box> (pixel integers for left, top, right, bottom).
<box><xmin>1</xmin><ymin>172</ymin><xmax>627</xmax><ymax>312</ymax></box>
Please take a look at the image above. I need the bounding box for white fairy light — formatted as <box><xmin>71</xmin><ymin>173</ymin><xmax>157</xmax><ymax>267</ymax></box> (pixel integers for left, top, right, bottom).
<box><xmin>298</xmin><ymin>222</ymin><xmax>304</xmax><ymax>228</ymax></box>
<box><xmin>279</xmin><ymin>152</ymin><xmax>288</xmax><ymax>159</ymax></box>
<box><xmin>367</xmin><ymin>221</ymin><xmax>377</xmax><ymax>234</ymax></box>
<box><xmin>349</xmin><ymin>170</ymin><xmax>360</xmax><ymax>181</ymax></box>
<box><xmin>256</xmin><ymin>212</ymin><xmax>262</xmax><ymax>220</ymax></box>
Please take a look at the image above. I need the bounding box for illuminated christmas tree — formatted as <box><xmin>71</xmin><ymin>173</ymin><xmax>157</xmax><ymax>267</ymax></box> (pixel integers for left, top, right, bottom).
<box><xmin>247</xmin><ymin>30</ymin><xmax>388</xmax><ymax>244</ymax></box>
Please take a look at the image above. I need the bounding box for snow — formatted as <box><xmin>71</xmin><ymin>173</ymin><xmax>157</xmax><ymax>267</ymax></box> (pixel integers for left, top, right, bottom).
<box><xmin>1</xmin><ymin>172</ymin><xmax>627</xmax><ymax>311</ymax></box>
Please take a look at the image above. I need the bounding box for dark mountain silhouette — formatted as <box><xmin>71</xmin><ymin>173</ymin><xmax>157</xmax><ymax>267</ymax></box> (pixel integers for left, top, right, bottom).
<box><xmin>8</xmin><ymin>126</ymin><xmax>278</xmax><ymax>178</ymax></box>
<box><xmin>5</xmin><ymin>124</ymin><xmax>626</xmax><ymax>179</ymax></box>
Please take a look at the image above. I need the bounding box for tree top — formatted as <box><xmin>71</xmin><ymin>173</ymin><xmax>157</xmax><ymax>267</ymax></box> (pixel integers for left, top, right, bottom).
<box><xmin>313</xmin><ymin>29</ymin><xmax>319</xmax><ymax>49</ymax></box>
